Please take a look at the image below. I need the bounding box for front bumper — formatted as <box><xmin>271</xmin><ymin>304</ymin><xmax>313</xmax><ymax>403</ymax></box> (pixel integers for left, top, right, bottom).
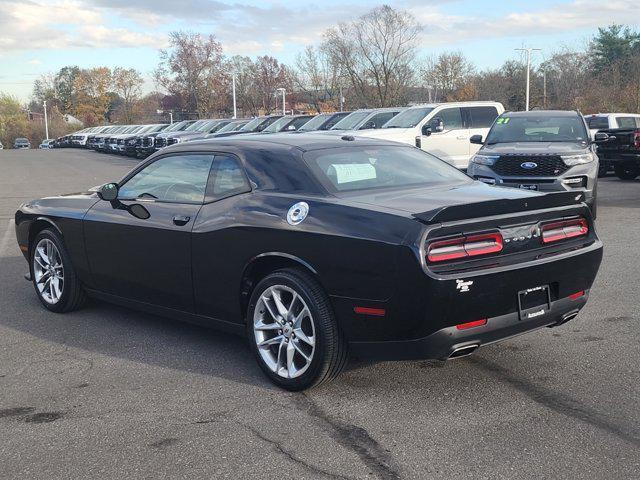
<box><xmin>349</xmin><ymin>292</ymin><xmax>588</xmax><ymax>360</ymax></box>
<box><xmin>468</xmin><ymin>161</ymin><xmax>598</xmax><ymax>202</ymax></box>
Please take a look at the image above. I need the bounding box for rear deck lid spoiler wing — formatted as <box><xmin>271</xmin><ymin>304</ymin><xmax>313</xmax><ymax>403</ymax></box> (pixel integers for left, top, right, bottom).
<box><xmin>413</xmin><ymin>191</ymin><xmax>585</xmax><ymax>224</ymax></box>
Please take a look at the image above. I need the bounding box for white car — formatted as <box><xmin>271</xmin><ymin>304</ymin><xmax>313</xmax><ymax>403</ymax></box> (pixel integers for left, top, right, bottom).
<box><xmin>0</xmin><ymin>141</ymin><xmax>3</xmax><ymax>150</ymax></box>
<box><xmin>39</xmin><ymin>139</ymin><xmax>55</xmax><ymax>149</ymax></box>
<box><xmin>354</xmin><ymin>101</ymin><xmax>504</xmax><ymax>169</ymax></box>
<box><xmin>585</xmin><ymin>113</ymin><xmax>640</xmax><ymax>139</ymax></box>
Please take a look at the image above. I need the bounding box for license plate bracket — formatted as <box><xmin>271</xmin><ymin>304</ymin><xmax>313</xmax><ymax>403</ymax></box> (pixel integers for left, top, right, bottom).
<box><xmin>518</xmin><ymin>285</ymin><xmax>551</xmax><ymax>321</ymax></box>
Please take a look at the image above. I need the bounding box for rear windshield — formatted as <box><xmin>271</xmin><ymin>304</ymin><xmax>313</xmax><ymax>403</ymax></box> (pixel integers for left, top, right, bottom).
<box><xmin>486</xmin><ymin>115</ymin><xmax>588</xmax><ymax>144</ymax></box>
<box><xmin>304</xmin><ymin>146</ymin><xmax>470</xmax><ymax>193</ymax></box>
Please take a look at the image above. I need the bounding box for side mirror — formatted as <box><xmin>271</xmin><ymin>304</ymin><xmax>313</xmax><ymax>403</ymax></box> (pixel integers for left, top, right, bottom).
<box><xmin>470</xmin><ymin>134</ymin><xmax>484</xmax><ymax>145</ymax></box>
<box><xmin>422</xmin><ymin>125</ymin><xmax>432</xmax><ymax>137</ymax></box>
<box><xmin>593</xmin><ymin>132</ymin><xmax>610</xmax><ymax>143</ymax></box>
<box><xmin>97</xmin><ymin>183</ymin><xmax>118</xmax><ymax>201</ymax></box>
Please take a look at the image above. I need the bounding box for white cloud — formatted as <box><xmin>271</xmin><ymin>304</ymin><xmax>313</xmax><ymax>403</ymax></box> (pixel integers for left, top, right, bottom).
<box><xmin>412</xmin><ymin>0</ymin><xmax>634</xmax><ymax>46</ymax></box>
<box><xmin>0</xmin><ymin>0</ymin><xmax>635</xmax><ymax>57</ymax></box>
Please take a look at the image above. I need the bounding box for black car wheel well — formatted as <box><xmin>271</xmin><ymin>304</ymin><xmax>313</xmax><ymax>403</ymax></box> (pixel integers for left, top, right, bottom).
<box><xmin>239</xmin><ymin>254</ymin><xmax>321</xmax><ymax>320</ymax></box>
<box><xmin>28</xmin><ymin>218</ymin><xmax>62</xmax><ymax>254</ymax></box>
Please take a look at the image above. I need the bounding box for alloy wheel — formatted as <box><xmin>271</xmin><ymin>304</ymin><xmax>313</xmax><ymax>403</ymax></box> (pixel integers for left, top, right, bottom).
<box><xmin>253</xmin><ymin>285</ymin><xmax>316</xmax><ymax>379</ymax></box>
<box><xmin>33</xmin><ymin>238</ymin><xmax>64</xmax><ymax>304</ymax></box>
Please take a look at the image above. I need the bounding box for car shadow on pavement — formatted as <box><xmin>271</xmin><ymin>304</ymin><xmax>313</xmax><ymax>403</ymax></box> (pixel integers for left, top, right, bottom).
<box><xmin>0</xmin><ymin>255</ymin><xmax>381</xmax><ymax>391</ymax></box>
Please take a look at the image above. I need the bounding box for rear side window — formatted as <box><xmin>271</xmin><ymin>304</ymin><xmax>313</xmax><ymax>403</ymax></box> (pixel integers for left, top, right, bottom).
<box><xmin>207</xmin><ymin>155</ymin><xmax>251</xmax><ymax>200</ymax></box>
<box><xmin>467</xmin><ymin>106</ymin><xmax>499</xmax><ymax>128</ymax></box>
<box><xmin>587</xmin><ymin>116</ymin><xmax>609</xmax><ymax>130</ymax></box>
<box><xmin>616</xmin><ymin>116</ymin><xmax>638</xmax><ymax>128</ymax></box>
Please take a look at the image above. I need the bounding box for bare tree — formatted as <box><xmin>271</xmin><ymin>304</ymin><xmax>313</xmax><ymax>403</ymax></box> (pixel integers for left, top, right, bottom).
<box><xmin>155</xmin><ymin>31</ymin><xmax>227</xmax><ymax>117</ymax></box>
<box><xmin>293</xmin><ymin>45</ymin><xmax>340</xmax><ymax>112</ymax></box>
<box><xmin>228</xmin><ymin>55</ymin><xmax>262</xmax><ymax>116</ymax></box>
<box><xmin>254</xmin><ymin>56</ymin><xmax>289</xmax><ymax>114</ymax></box>
<box><xmin>422</xmin><ymin>52</ymin><xmax>475</xmax><ymax>101</ymax></box>
<box><xmin>323</xmin><ymin>5</ymin><xmax>421</xmax><ymax>107</ymax></box>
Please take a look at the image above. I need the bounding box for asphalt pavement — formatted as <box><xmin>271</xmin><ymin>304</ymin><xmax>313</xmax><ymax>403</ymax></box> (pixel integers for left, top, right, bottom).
<box><xmin>0</xmin><ymin>148</ymin><xmax>638</xmax><ymax>479</ymax></box>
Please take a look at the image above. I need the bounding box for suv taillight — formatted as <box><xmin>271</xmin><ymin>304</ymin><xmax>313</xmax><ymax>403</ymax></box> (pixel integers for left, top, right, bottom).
<box><xmin>634</xmin><ymin>130</ymin><xmax>640</xmax><ymax>150</ymax></box>
<box><xmin>541</xmin><ymin>218</ymin><xmax>588</xmax><ymax>244</ymax></box>
<box><xmin>427</xmin><ymin>232</ymin><xmax>503</xmax><ymax>263</ymax></box>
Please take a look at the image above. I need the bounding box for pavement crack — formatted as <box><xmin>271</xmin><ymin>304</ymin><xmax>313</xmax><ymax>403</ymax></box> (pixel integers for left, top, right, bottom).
<box><xmin>471</xmin><ymin>357</ymin><xmax>640</xmax><ymax>448</ymax></box>
<box><xmin>293</xmin><ymin>394</ymin><xmax>402</xmax><ymax>480</ymax></box>
<box><xmin>236</xmin><ymin>420</ymin><xmax>354</xmax><ymax>480</ymax></box>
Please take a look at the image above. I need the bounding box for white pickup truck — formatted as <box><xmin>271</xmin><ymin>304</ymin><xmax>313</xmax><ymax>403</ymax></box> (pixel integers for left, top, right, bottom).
<box><xmin>354</xmin><ymin>101</ymin><xmax>504</xmax><ymax>169</ymax></box>
<box><xmin>585</xmin><ymin>113</ymin><xmax>640</xmax><ymax>138</ymax></box>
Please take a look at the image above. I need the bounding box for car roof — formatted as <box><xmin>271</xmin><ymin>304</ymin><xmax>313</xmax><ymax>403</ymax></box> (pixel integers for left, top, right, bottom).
<box><xmin>502</xmin><ymin>110</ymin><xmax>581</xmax><ymax>117</ymax></box>
<box><xmin>162</xmin><ymin>132</ymin><xmax>404</xmax><ymax>154</ymax></box>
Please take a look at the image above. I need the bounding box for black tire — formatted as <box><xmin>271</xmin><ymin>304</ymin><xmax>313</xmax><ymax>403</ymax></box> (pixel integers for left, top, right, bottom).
<box><xmin>30</xmin><ymin>228</ymin><xmax>86</xmax><ymax>313</ymax></box>
<box><xmin>614</xmin><ymin>163</ymin><xmax>640</xmax><ymax>180</ymax></box>
<box><xmin>246</xmin><ymin>268</ymin><xmax>348</xmax><ymax>391</ymax></box>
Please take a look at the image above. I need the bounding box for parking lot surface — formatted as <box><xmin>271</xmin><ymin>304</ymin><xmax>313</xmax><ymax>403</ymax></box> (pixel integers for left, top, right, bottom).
<box><xmin>1</xmin><ymin>149</ymin><xmax>639</xmax><ymax>479</ymax></box>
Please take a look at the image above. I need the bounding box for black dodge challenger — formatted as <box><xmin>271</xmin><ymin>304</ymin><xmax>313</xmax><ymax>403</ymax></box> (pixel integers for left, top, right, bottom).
<box><xmin>15</xmin><ymin>134</ymin><xmax>603</xmax><ymax>390</ymax></box>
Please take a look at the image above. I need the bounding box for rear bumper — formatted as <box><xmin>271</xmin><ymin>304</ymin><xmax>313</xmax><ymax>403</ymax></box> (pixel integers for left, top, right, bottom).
<box><xmin>349</xmin><ymin>292</ymin><xmax>588</xmax><ymax>360</ymax></box>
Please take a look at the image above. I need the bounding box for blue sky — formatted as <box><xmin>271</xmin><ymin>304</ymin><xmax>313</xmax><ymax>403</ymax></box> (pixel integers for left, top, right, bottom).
<box><xmin>0</xmin><ymin>0</ymin><xmax>637</xmax><ymax>101</ymax></box>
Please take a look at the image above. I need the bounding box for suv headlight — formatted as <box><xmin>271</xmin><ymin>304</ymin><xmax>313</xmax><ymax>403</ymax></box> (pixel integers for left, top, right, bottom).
<box><xmin>471</xmin><ymin>154</ymin><xmax>499</xmax><ymax>166</ymax></box>
<box><xmin>561</xmin><ymin>153</ymin><xmax>595</xmax><ymax>166</ymax></box>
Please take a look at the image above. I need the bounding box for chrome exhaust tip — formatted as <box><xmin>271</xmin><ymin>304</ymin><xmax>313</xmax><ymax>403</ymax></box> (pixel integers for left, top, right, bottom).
<box><xmin>551</xmin><ymin>310</ymin><xmax>580</xmax><ymax>327</ymax></box>
<box><xmin>448</xmin><ymin>344</ymin><xmax>479</xmax><ymax>359</ymax></box>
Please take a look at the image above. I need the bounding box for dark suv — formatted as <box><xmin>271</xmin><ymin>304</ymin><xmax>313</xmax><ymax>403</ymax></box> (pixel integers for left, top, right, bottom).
<box><xmin>467</xmin><ymin>110</ymin><xmax>599</xmax><ymax>216</ymax></box>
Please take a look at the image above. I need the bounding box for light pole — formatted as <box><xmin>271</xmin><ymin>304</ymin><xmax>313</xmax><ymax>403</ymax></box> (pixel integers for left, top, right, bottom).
<box><xmin>43</xmin><ymin>100</ymin><xmax>49</xmax><ymax>140</ymax></box>
<box><xmin>169</xmin><ymin>112</ymin><xmax>173</xmax><ymax>124</ymax></box>
<box><xmin>232</xmin><ymin>74</ymin><xmax>237</xmax><ymax>119</ymax></box>
<box><xmin>339</xmin><ymin>85</ymin><xmax>344</xmax><ymax>112</ymax></box>
<box><xmin>276</xmin><ymin>88</ymin><xmax>286</xmax><ymax>115</ymax></box>
<box><xmin>515</xmin><ymin>47</ymin><xmax>541</xmax><ymax>111</ymax></box>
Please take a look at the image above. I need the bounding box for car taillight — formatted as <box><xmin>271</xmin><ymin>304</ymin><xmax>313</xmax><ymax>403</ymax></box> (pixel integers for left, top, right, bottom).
<box><xmin>634</xmin><ymin>130</ymin><xmax>640</xmax><ymax>150</ymax></box>
<box><xmin>427</xmin><ymin>232</ymin><xmax>503</xmax><ymax>263</ymax></box>
<box><xmin>541</xmin><ymin>218</ymin><xmax>588</xmax><ymax>244</ymax></box>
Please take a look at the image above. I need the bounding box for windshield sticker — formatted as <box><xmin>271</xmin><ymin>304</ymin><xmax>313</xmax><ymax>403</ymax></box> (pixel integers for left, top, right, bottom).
<box><xmin>496</xmin><ymin>118</ymin><xmax>510</xmax><ymax>125</ymax></box>
<box><xmin>330</xmin><ymin>164</ymin><xmax>377</xmax><ymax>184</ymax></box>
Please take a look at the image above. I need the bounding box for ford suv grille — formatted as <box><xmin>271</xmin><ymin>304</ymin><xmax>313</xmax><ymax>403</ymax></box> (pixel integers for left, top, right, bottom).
<box><xmin>491</xmin><ymin>155</ymin><xmax>570</xmax><ymax>177</ymax></box>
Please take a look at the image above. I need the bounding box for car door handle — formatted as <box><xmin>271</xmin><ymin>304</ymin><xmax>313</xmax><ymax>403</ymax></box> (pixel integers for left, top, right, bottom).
<box><xmin>172</xmin><ymin>215</ymin><xmax>191</xmax><ymax>226</ymax></box>
<box><xmin>456</xmin><ymin>135</ymin><xmax>468</xmax><ymax>140</ymax></box>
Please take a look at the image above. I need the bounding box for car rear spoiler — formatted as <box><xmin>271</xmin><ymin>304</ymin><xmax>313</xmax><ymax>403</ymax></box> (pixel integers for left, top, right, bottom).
<box><xmin>413</xmin><ymin>191</ymin><xmax>585</xmax><ymax>224</ymax></box>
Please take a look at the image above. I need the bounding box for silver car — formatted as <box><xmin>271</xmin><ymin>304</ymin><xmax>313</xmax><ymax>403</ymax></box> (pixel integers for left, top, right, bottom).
<box><xmin>467</xmin><ymin>110</ymin><xmax>599</xmax><ymax>217</ymax></box>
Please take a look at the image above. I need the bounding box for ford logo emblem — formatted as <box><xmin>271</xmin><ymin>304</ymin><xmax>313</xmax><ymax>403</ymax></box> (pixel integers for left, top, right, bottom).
<box><xmin>521</xmin><ymin>162</ymin><xmax>538</xmax><ymax>169</ymax></box>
